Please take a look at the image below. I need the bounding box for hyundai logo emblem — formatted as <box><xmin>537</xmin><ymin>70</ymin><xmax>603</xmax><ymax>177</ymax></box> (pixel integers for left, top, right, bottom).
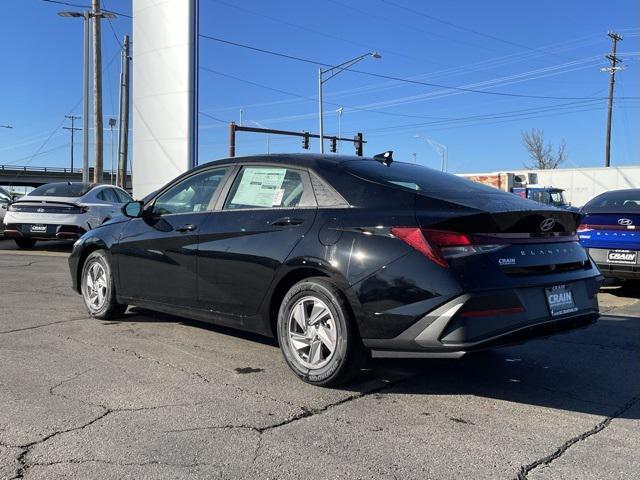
<box><xmin>618</xmin><ymin>218</ymin><xmax>633</xmax><ymax>226</ymax></box>
<box><xmin>540</xmin><ymin>218</ymin><xmax>556</xmax><ymax>232</ymax></box>
<box><xmin>37</xmin><ymin>208</ymin><xmax>45</xmax><ymax>213</ymax></box>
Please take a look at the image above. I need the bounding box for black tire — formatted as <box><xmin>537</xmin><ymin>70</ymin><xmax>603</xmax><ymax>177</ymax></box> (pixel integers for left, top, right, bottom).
<box><xmin>277</xmin><ymin>277</ymin><xmax>367</xmax><ymax>387</ymax></box>
<box><xmin>80</xmin><ymin>250</ymin><xmax>127</xmax><ymax>320</ymax></box>
<box><xmin>14</xmin><ymin>238</ymin><xmax>36</xmax><ymax>249</ymax></box>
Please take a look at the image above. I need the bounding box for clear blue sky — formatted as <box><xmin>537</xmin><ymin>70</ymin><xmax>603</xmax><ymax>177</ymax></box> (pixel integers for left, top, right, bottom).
<box><xmin>1</xmin><ymin>0</ymin><xmax>638</xmax><ymax>174</ymax></box>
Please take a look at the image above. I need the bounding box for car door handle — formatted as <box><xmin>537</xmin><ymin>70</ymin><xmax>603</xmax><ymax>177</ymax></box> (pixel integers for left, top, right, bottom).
<box><xmin>271</xmin><ymin>217</ymin><xmax>305</xmax><ymax>227</ymax></box>
<box><xmin>176</xmin><ymin>224</ymin><xmax>197</xmax><ymax>233</ymax></box>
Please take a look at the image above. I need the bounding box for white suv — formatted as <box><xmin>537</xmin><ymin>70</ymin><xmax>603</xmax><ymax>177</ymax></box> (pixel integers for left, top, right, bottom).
<box><xmin>3</xmin><ymin>182</ymin><xmax>132</xmax><ymax>248</ymax></box>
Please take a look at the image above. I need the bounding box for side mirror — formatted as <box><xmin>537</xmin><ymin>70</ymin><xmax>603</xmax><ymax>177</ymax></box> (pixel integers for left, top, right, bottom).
<box><xmin>11</xmin><ymin>195</ymin><xmax>20</xmax><ymax>201</ymax></box>
<box><xmin>122</xmin><ymin>201</ymin><xmax>144</xmax><ymax>218</ymax></box>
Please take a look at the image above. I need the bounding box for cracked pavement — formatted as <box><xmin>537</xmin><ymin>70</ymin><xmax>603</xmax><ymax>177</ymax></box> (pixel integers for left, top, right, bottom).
<box><xmin>0</xmin><ymin>241</ymin><xmax>639</xmax><ymax>479</ymax></box>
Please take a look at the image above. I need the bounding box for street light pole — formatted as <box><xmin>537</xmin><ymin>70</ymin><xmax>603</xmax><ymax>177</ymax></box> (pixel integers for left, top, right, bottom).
<box><xmin>337</xmin><ymin>107</ymin><xmax>344</xmax><ymax>153</ymax></box>
<box><xmin>83</xmin><ymin>11</ymin><xmax>91</xmax><ymax>183</ymax></box>
<box><xmin>318</xmin><ymin>52</ymin><xmax>381</xmax><ymax>154</ymax></box>
<box><xmin>58</xmin><ymin>8</ymin><xmax>117</xmax><ymax>184</ymax></box>
<box><xmin>318</xmin><ymin>68</ymin><xmax>324</xmax><ymax>153</ymax></box>
<box><xmin>108</xmin><ymin>117</ymin><xmax>116</xmax><ymax>184</ymax></box>
<box><xmin>415</xmin><ymin>135</ymin><xmax>448</xmax><ymax>172</ymax></box>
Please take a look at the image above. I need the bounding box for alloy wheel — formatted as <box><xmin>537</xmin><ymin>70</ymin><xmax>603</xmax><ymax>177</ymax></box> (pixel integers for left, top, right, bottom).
<box><xmin>287</xmin><ymin>296</ymin><xmax>338</xmax><ymax>369</ymax></box>
<box><xmin>84</xmin><ymin>261</ymin><xmax>108</xmax><ymax>312</ymax></box>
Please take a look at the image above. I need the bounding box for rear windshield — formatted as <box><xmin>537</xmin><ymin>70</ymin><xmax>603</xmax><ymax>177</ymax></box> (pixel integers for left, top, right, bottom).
<box><xmin>343</xmin><ymin>160</ymin><xmax>501</xmax><ymax>194</ymax></box>
<box><xmin>29</xmin><ymin>183</ymin><xmax>93</xmax><ymax>198</ymax></box>
<box><xmin>583</xmin><ymin>190</ymin><xmax>640</xmax><ymax>213</ymax></box>
<box><xmin>342</xmin><ymin>159</ymin><xmax>549</xmax><ymax>212</ymax></box>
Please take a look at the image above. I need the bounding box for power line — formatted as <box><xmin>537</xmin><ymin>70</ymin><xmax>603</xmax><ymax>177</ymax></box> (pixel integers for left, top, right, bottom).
<box><xmin>198</xmin><ymin>111</ymin><xmax>229</xmax><ymax>124</ymax></box>
<box><xmin>379</xmin><ymin>0</ymin><xmax>574</xmax><ymax>61</ymax></box>
<box><xmin>205</xmin><ymin>0</ymin><xmax>499</xmax><ymax>69</ymax></box>
<box><xmin>198</xmin><ymin>34</ymin><xmax>639</xmax><ymax>101</ymax></box>
<box><xmin>199</xmin><ymin>66</ymin><xmax>449</xmax><ymax>120</ymax></box>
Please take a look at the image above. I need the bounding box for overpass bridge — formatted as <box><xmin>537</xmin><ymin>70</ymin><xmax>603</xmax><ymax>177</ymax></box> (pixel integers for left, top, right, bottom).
<box><xmin>0</xmin><ymin>165</ymin><xmax>132</xmax><ymax>189</ymax></box>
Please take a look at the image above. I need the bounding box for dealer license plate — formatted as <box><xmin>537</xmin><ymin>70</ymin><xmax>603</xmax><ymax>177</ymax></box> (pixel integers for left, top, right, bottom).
<box><xmin>607</xmin><ymin>249</ymin><xmax>637</xmax><ymax>265</ymax></box>
<box><xmin>545</xmin><ymin>285</ymin><xmax>578</xmax><ymax>317</ymax></box>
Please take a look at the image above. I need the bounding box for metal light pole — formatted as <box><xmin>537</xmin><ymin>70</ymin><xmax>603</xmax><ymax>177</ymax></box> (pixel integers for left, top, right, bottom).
<box><xmin>58</xmin><ymin>8</ymin><xmax>116</xmax><ymax>184</ymax></box>
<box><xmin>336</xmin><ymin>107</ymin><xmax>344</xmax><ymax>153</ymax></box>
<box><xmin>415</xmin><ymin>135</ymin><xmax>448</xmax><ymax>172</ymax></box>
<box><xmin>250</xmin><ymin>120</ymin><xmax>271</xmax><ymax>154</ymax></box>
<box><xmin>108</xmin><ymin>117</ymin><xmax>116</xmax><ymax>184</ymax></box>
<box><xmin>318</xmin><ymin>52</ymin><xmax>381</xmax><ymax>153</ymax></box>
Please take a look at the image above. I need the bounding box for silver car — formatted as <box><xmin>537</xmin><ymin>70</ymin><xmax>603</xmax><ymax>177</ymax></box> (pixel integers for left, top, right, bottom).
<box><xmin>3</xmin><ymin>182</ymin><xmax>132</xmax><ymax>248</ymax></box>
<box><xmin>0</xmin><ymin>187</ymin><xmax>12</xmax><ymax>236</ymax></box>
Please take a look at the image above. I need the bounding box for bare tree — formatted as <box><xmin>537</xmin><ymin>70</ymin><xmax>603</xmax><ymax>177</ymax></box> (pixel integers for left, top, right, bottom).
<box><xmin>521</xmin><ymin>128</ymin><xmax>567</xmax><ymax>169</ymax></box>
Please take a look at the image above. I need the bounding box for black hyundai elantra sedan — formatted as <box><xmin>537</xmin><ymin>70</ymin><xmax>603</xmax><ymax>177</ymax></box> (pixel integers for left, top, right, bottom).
<box><xmin>69</xmin><ymin>154</ymin><xmax>602</xmax><ymax>386</ymax></box>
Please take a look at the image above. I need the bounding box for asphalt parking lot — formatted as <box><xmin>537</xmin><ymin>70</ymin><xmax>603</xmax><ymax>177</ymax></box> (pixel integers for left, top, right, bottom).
<box><xmin>0</xmin><ymin>239</ymin><xmax>639</xmax><ymax>480</ymax></box>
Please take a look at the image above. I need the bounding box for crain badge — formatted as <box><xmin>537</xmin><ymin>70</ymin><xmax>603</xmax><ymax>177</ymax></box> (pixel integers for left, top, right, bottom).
<box><xmin>539</xmin><ymin>217</ymin><xmax>556</xmax><ymax>232</ymax></box>
<box><xmin>498</xmin><ymin>258</ymin><xmax>516</xmax><ymax>266</ymax></box>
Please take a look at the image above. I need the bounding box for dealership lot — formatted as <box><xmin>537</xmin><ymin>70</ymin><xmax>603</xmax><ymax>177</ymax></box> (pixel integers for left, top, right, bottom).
<box><xmin>0</xmin><ymin>240</ymin><xmax>638</xmax><ymax>480</ymax></box>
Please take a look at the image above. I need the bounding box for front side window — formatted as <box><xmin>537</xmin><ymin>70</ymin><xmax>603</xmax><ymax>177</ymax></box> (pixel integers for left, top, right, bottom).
<box><xmin>225</xmin><ymin>166</ymin><xmax>307</xmax><ymax>210</ymax></box>
<box><xmin>153</xmin><ymin>168</ymin><xmax>228</xmax><ymax>215</ymax></box>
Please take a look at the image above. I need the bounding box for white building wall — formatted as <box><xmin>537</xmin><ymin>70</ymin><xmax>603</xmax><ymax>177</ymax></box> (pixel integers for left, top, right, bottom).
<box><xmin>132</xmin><ymin>0</ymin><xmax>197</xmax><ymax>198</ymax></box>
<box><xmin>529</xmin><ymin>166</ymin><xmax>640</xmax><ymax>207</ymax></box>
<box><xmin>460</xmin><ymin>166</ymin><xmax>640</xmax><ymax>208</ymax></box>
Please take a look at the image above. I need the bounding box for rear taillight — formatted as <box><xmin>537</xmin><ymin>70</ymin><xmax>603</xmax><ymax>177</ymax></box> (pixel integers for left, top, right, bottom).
<box><xmin>391</xmin><ymin>227</ymin><xmax>504</xmax><ymax>268</ymax></box>
<box><xmin>577</xmin><ymin>224</ymin><xmax>591</xmax><ymax>232</ymax></box>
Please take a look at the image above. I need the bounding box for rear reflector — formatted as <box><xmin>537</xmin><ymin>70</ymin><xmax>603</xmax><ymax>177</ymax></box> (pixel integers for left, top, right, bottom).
<box><xmin>391</xmin><ymin>227</ymin><xmax>504</xmax><ymax>268</ymax></box>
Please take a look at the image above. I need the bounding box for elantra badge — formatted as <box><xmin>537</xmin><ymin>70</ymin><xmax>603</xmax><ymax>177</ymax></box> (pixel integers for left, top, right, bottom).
<box><xmin>618</xmin><ymin>218</ymin><xmax>633</xmax><ymax>226</ymax></box>
<box><xmin>539</xmin><ymin>218</ymin><xmax>556</xmax><ymax>232</ymax></box>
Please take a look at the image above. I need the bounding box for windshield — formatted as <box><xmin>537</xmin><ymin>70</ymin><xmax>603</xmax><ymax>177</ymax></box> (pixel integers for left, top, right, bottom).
<box><xmin>550</xmin><ymin>190</ymin><xmax>566</xmax><ymax>206</ymax></box>
<box><xmin>584</xmin><ymin>190</ymin><xmax>640</xmax><ymax>213</ymax></box>
<box><xmin>29</xmin><ymin>183</ymin><xmax>93</xmax><ymax>198</ymax></box>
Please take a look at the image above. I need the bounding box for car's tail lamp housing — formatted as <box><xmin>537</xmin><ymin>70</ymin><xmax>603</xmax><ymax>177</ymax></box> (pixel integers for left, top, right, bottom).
<box><xmin>391</xmin><ymin>227</ymin><xmax>504</xmax><ymax>268</ymax></box>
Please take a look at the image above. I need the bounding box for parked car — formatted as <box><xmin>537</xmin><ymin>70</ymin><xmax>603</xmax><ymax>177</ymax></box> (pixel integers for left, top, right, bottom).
<box><xmin>578</xmin><ymin>189</ymin><xmax>639</xmax><ymax>280</ymax></box>
<box><xmin>0</xmin><ymin>187</ymin><xmax>12</xmax><ymax>236</ymax></box>
<box><xmin>3</xmin><ymin>182</ymin><xmax>132</xmax><ymax>248</ymax></box>
<box><xmin>69</xmin><ymin>154</ymin><xmax>602</xmax><ymax>386</ymax></box>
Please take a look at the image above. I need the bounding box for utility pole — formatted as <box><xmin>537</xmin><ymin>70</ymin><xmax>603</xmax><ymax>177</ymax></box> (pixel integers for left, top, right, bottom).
<box><xmin>603</xmin><ymin>31</ymin><xmax>623</xmax><ymax>167</ymax></box>
<box><xmin>92</xmin><ymin>0</ymin><xmax>104</xmax><ymax>183</ymax></box>
<box><xmin>63</xmin><ymin>115</ymin><xmax>81</xmax><ymax>174</ymax></box>
<box><xmin>117</xmin><ymin>35</ymin><xmax>130</xmax><ymax>190</ymax></box>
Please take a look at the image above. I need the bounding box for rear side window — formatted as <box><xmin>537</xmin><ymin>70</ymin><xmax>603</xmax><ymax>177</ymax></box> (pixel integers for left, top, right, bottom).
<box><xmin>97</xmin><ymin>188</ymin><xmax>119</xmax><ymax>203</ymax></box>
<box><xmin>114</xmin><ymin>189</ymin><xmax>132</xmax><ymax>203</ymax></box>
<box><xmin>584</xmin><ymin>190</ymin><xmax>640</xmax><ymax>212</ymax></box>
<box><xmin>224</xmin><ymin>166</ymin><xmax>311</xmax><ymax>210</ymax></box>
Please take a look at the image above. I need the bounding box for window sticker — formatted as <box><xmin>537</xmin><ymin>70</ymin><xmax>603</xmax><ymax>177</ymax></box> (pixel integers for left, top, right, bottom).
<box><xmin>232</xmin><ymin>168</ymin><xmax>287</xmax><ymax>207</ymax></box>
<box><xmin>272</xmin><ymin>188</ymin><xmax>285</xmax><ymax>206</ymax></box>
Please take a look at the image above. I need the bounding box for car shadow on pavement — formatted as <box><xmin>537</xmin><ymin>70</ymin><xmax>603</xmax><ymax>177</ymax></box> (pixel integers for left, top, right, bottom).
<box><xmin>105</xmin><ymin>308</ymin><xmax>639</xmax><ymax>420</ymax></box>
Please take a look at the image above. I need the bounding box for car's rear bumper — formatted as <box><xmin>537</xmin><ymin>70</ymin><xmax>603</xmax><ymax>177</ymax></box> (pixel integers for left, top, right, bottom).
<box><xmin>362</xmin><ymin>276</ymin><xmax>602</xmax><ymax>356</ymax></box>
<box><xmin>586</xmin><ymin>247</ymin><xmax>640</xmax><ymax>279</ymax></box>
<box><xmin>4</xmin><ymin>223</ymin><xmax>86</xmax><ymax>241</ymax></box>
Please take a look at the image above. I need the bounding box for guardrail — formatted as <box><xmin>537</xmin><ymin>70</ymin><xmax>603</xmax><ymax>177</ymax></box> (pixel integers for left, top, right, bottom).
<box><xmin>0</xmin><ymin>165</ymin><xmax>131</xmax><ymax>175</ymax></box>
